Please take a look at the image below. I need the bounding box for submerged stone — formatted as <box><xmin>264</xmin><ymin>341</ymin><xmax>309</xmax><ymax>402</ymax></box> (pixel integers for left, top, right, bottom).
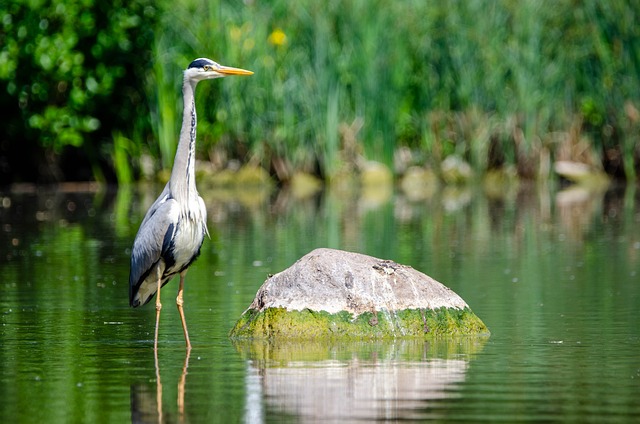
<box><xmin>230</xmin><ymin>248</ymin><xmax>489</xmax><ymax>340</ymax></box>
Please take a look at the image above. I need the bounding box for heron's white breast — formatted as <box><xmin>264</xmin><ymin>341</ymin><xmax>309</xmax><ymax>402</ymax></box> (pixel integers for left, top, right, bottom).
<box><xmin>164</xmin><ymin>194</ymin><xmax>206</xmax><ymax>271</ymax></box>
<box><xmin>171</xmin><ymin>216</ymin><xmax>205</xmax><ymax>266</ymax></box>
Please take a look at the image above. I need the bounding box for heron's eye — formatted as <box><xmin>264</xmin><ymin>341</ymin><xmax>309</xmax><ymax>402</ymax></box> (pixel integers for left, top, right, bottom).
<box><xmin>203</xmin><ymin>65</ymin><xmax>213</xmax><ymax>71</ymax></box>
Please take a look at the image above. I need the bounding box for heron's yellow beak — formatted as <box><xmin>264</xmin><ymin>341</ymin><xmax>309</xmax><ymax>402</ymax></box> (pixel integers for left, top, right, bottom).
<box><xmin>217</xmin><ymin>65</ymin><xmax>254</xmax><ymax>76</ymax></box>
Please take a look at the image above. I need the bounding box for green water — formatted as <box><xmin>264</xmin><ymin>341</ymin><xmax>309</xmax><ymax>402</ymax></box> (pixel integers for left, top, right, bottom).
<box><xmin>1</xmin><ymin>183</ymin><xmax>639</xmax><ymax>422</ymax></box>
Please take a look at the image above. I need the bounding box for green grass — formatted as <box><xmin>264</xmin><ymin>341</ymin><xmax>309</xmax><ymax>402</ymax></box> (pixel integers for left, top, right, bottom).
<box><xmin>147</xmin><ymin>0</ymin><xmax>640</xmax><ymax>182</ymax></box>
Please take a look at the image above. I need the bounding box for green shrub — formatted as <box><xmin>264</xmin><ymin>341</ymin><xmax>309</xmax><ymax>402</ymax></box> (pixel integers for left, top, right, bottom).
<box><xmin>0</xmin><ymin>0</ymin><xmax>157</xmax><ymax>183</ymax></box>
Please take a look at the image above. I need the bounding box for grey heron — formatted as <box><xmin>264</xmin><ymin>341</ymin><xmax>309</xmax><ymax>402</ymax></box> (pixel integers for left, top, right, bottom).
<box><xmin>129</xmin><ymin>58</ymin><xmax>253</xmax><ymax>350</ymax></box>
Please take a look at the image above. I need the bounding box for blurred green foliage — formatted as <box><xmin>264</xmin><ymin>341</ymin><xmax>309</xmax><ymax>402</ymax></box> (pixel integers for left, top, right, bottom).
<box><xmin>213</xmin><ymin>0</ymin><xmax>640</xmax><ymax>180</ymax></box>
<box><xmin>1</xmin><ymin>0</ymin><xmax>639</xmax><ymax>184</ymax></box>
<box><xmin>0</xmin><ymin>0</ymin><xmax>156</xmax><ymax>183</ymax></box>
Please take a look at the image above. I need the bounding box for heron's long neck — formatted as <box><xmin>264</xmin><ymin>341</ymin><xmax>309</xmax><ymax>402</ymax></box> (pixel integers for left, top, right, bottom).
<box><xmin>170</xmin><ymin>77</ymin><xmax>198</xmax><ymax>203</ymax></box>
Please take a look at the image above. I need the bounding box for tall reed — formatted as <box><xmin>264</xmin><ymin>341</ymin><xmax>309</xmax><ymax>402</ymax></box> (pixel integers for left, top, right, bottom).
<box><xmin>145</xmin><ymin>0</ymin><xmax>640</xmax><ymax>181</ymax></box>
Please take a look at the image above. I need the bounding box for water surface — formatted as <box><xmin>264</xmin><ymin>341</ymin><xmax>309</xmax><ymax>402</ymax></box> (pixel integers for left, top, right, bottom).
<box><xmin>1</xmin><ymin>183</ymin><xmax>639</xmax><ymax>422</ymax></box>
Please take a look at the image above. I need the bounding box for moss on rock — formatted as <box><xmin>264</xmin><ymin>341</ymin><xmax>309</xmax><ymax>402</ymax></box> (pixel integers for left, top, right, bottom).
<box><xmin>230</xmin><ymin>306</ymin><xmax>489</xmax><ymax>340</ymax></box>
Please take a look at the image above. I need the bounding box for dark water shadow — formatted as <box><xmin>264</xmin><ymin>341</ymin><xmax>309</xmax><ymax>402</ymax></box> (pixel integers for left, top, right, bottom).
<box><xmin>233</xmin><ymin>337</ymin><xmax>487</xmax><ymax>422</ymax></box>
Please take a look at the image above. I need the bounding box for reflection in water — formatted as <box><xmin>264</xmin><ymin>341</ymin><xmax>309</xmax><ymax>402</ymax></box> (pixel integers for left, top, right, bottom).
<box><xmin>130</xmin><ymin>349</ymin><xmax>191</xmax><ymax>424</ymax></box>
<box><xmin>1</xmin><ymin>183</ymin><xmax>639</xmax><ymax>423</ymax></box>
<box><xmin>251</xmin><ymin>358</ymin><xmax>466</xmax><ymax>422</ymax></box>
<box><xmin>236</xmin><ymin>338</ymin><xmax>486</xmax><ymax>422</ymax></box>
<box><xmin>176</xmin><ymin>348</ymin><xmax>190</xmax><ymax>417</ymax></box>
<box><xmin>555</xmin><ymin>185</ymin><xmax>607</xmax><ymax>243</ymax></box>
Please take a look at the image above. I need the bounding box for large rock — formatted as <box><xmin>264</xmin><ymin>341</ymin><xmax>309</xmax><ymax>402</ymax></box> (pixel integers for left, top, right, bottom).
<box><xmin>230</xmin><ymin>248</ymin><xmax>489</xmax><ymax>339</ymax></box>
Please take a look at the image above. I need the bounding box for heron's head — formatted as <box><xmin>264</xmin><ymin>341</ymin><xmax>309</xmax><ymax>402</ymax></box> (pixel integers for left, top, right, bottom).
<box><xmin>185</xmin><ymin>58</ymin><xmax>253</xmax><ymax>82</ymax></box>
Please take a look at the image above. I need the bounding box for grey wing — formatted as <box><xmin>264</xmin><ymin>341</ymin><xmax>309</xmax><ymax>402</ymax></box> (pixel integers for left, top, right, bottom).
<box><xmin>198</xmin><ymin>195</ymin><xmax>210</xmax><ymax>238</ymax></box>
<box><xmin>129</xmin><ymin>196</ymin><xmax>180</xmax><ymax>306</ymax></box>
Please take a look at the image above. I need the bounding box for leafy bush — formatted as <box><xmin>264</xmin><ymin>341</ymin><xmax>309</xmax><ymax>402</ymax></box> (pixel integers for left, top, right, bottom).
<box><xmin>0</xmin><ymin>0</ymin><xmax>157</xmax><ymax>183</ymax></box>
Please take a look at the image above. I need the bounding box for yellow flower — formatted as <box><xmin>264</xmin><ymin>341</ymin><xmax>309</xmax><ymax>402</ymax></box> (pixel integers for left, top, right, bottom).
<box><xmin>268</xmin><ymin>28</ymin><xmax>287</xmax><ymax>47</ymax></box>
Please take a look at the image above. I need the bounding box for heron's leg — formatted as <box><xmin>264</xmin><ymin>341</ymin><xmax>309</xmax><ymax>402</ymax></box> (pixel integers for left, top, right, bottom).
<box><xmin>176</xmin><ymin>270</ymin><xmax>191</xmax><ymax>349</ymax></box>
<box><xmin>154</xmin><ymin>267</ymin><xmax>162</xmax><ymax>351</ymax></box>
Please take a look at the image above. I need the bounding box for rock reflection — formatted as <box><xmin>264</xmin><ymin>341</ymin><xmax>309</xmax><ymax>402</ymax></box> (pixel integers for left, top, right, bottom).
<box><xmin>555</xmin><ymin>185</ymin><xmax>607</xmax><ymax>243</ymax></box>
<box><xmin>236</xmin><ymin>338</ymin><xmax>486</xmax><ymax>422</ymax></box>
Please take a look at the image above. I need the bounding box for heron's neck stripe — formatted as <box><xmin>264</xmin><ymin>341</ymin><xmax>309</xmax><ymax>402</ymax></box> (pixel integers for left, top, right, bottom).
<box><xmin>189</xmin><ymin>98</ymin><xmax>197</xmax><ymax>145</ymax></box>
<box><xmin>186</xmin><ymin>98</ymin><xmax>197</xmax><ymax>186</ymax></box>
